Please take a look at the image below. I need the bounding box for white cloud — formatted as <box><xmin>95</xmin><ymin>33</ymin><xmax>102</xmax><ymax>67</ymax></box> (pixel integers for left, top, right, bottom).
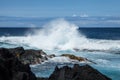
<box><xmin>80</xmin><ymin>14</ymin><xmax>89</xmax><ymax>17</ymax></box>
<box><xmin>29</xmin><ymin>23</ymin><xmax>36</xmax><ymax>27</ymax></box>
<box><xmin>72</xmin><ymin>14</ymin><xmax>77</xmax><ymax>17</ymax></box>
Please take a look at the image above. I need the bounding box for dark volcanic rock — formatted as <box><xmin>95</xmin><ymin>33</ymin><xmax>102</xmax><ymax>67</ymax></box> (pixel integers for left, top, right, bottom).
<box><xmin>21</xmin><ymin>49</ymin><xmax>48</xmax><ymax>64</ymax></box>
<box><xmin>0</xmin><ymin>48</ymin><xmax>36</xmax><ymax>80</ymax></box>
<box><xmin>0</xmin><ymin>47</ymin><xmax>112</xmax><ymax>80</ymax></box>
<box><xmin>61</xmin><ymin>54</ymin><xmax>96</xmax><ymax>64</ymax></box>
<box><xmin>37</xmin><ymin>77</ymin><xmax>48</xmax><ymax>80</ymax></box>
<box><xmin>48</xmin><ymin>54</ymin><xmax>56</xmax><ymax>58</ymax></box>
<box><xmin>8</xmin><ymin>47</ymin><xmax>48</xmax><ymax>64</ymax></box>
<box><xmin>9</xmin><ymin>47</ymin><xmax>25</xmax><ymax>56</ymax></box>
<box><xmin>61</xmin><ymin>54</ymin><xmax>86</xmax><ymax>61</ymax></box>
<box><xmin>49</xmin><ymin>64</ymin><xmax>111</xmax><ymax>80</ymax></box>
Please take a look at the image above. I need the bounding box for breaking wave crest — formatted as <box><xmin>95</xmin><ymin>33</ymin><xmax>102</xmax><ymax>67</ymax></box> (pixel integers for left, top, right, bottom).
<box><xmin>0</xmin><ymin>19</ymin><xmax>120</xmax><ymax>52</ymax></box>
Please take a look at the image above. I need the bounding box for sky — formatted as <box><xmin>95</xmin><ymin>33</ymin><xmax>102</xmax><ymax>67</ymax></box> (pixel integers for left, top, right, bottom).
<box><xmin>0</xmin><ymin>0</ymin><xmax>120</xmax><ymax>17</ymax></box>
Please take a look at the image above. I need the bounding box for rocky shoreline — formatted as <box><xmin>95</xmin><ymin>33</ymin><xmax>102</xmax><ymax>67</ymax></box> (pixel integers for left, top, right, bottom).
<box><xmin>3</xmin><ymin>47</ymin><xmax>96</xmax><ymax>65</ymax></box>
<box><xmin>0</xmin><ymin>47</ymin><xmax>36</xmax><ymax>80</ymax></box>
<box><xmin>0</xmin><ymin>47</ymin><xmax>111</xmax><ymax>80</ymax></box>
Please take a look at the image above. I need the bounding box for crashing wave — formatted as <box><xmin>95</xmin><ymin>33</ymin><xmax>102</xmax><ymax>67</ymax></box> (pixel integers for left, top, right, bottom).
<box><xmin>0</xmin><ymin>19</ymin><xmax>120</xmax><ymax>54</ymax></box>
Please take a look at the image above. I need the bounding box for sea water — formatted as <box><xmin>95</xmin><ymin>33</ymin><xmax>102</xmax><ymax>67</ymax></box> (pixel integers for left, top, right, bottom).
<box><xmin>0</xmin><ymin>18</ymin><xmax>120</xmax><ymax>80</ymax></box>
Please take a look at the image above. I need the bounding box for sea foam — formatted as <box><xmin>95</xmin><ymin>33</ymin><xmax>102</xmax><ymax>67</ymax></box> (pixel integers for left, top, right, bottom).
<box><xmin>0</xmin><ymin>18</ymin><xmax>120</xmax><ymax>52</ymax></box>
<box><xmin>25</xmin><ymin>19</ymin><xmax>120</xmax><ymax>52</ymax></box>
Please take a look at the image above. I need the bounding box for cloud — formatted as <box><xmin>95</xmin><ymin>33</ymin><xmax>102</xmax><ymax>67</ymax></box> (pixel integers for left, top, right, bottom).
<box><xmin>29</xmin><ymin>23</ymin><xmax>36</xmax><ymax>27</ymax></box>
<box><xmin>72</xmin><ymin>14</ymin><xmax>77</xmax><ymax>17</ymax></box>
<box><xmin>80</xmin><ymin>14</ymin><xmax>89</xmax><ymax>17</ymax></box>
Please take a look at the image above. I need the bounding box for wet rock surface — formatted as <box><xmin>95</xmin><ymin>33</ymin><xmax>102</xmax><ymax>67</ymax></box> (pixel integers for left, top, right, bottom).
<box><xmin>37</xmin><ymin>77</ymin><xmax>48</xmax><ymax>80</ymax></box>
<box><xmin>49</xmin><ymin>64</ymin><xmax>111</xmax><ymax>80</ymax></box>
<box><xmin>8</xmin><ymin>47</ymin><xmax>48</xmax><ymax>64</ymax></box>
<box><xmin>0</xmin><ymin>48</ymin><xmax>36</xmax><ymax>80</ymax></box>
<box><xmin>61</xmin><ymin>54</ymin><xmax>87</xmax><ymax>61</ymax></box>
<box><xmin>61</xmin><ymin>54</ymin><xmax>96</xmax><ymax>64</ymax></box>
<box><xmin>7</xmin><ymin>47</ymin><xmax>96</xmax><ymax>65</ymax></box>
<box><xmin>0</xmin><ymin>47</ymin><xmax>111</xmax><ymax>80</ymax></box>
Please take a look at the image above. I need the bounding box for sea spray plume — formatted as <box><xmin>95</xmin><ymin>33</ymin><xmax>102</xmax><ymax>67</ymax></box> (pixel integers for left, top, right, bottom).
<box><xmin>0</xmin><ymin>19</ymin><xmax>120</xmax><ymax>52</ymax></box>
<box><xmin>26</xmin><ymin>19</ymin><xmax>120</xmax><ymax>51</ymax></box>
<box><xmin>26</xmin><ymin>18</ymin><xmax>87</xmax><ymax>50</ymax></box>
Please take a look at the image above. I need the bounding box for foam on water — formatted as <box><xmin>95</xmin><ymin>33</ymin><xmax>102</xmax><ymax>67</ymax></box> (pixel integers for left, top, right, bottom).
<box><xmin>48</xmin><ymin>56</ymin><xmax>72</xmax><ymax>63</ymax></box>
<box><xmin>0</xmin><ymin>19</ymin><xmax>120</xmax><ymax>52</ymax></box>
<box><xmin>0</xmin><ymin>19</ymin><xmax>119</xmax><ymax>80</ymax></box>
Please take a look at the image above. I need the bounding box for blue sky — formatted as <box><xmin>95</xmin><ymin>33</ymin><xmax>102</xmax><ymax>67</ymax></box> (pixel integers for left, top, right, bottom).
<box><xmin>0</xmin><ymin>0</ymin><xmax>120</xmax><ymax>17</ymax></box>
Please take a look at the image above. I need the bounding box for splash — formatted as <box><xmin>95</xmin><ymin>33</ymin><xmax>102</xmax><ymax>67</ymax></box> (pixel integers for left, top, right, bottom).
<box><xmin>0</xmin><ymin>18</ymin><xmax>120</xmax><ymax>52</ymax></box>
<box><xmin>24</xmin><ymin>18</ymin><xmax>120</xmax><ymax>51</ymax></box>
<box><xmin>26</xmin><ymin>18</ymin><xmax>88</xmax><ymax>50</ymax></box>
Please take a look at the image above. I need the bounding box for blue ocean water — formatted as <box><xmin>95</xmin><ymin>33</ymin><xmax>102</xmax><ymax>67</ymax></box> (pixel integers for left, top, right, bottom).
<box><xmin>0</xmin><ymin>19</ymin><xmax>120</xmax><ymax>80</ymax></box>
<box><xmin>0</xmin><ymin>27</ymin><xmax>120</xmax><ymax>40</ymax></box>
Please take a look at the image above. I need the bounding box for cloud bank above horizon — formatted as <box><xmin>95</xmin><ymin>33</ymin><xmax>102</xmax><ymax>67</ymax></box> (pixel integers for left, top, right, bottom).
<box><xmin>0</xmin><ymin>16</ymin><xmax>120</xmax><ymax>27</ymax></box>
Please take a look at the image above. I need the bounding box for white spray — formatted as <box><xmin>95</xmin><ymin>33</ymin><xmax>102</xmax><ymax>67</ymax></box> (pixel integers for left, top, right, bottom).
<box><xmin>26</xmin><ymin>18</ymin><xmax>88</xmax><ymax>50</ymax></box>
<box><xmin>25</xmin><ymin>18</ymin><xmax>120</xmax><ymax>51</ymax></box>
<box><xmin>0</xmin><ymin>18</ymin><xmax>120</xmax><ymax>51</ymax></box>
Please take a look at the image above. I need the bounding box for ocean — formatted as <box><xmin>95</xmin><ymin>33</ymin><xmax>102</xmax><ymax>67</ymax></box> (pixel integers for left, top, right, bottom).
<box><xmin>0</xmin><ymin>19</ymin><xmax>120</xmax><ymax>80</ymax></box>
<box><xmin>0</xmin><ymin>27</ymin><xmax>120</xmax><ymax>40</ymax></box>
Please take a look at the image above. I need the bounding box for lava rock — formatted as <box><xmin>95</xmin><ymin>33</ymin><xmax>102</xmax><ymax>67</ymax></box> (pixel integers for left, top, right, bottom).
<box><xmin>61</xmin><ymin>54</ymin><xmax>86</xmax><ymax>61</ymax></box>
<box><xmin>9</xmin><ymin>47</ymin><xmax>25</xmax><ymax>56</ymax></box>
<box><xmin>6</xmin><ymin>47</ymin><xmax>48</xmax><ymax>64</ymax></box>
<box><xmin>49</xmin><ymin>64</ymin><xmax>111</xmax><ymax>80</ymax></box>
<box><xmin>20</xmin><ymin>49</ymin><xmax>48</xmax><ymax>64</ymax></box>
<box><xmin>48</xmin><ymin>54</ymin><xmax>56</xmax><ymax>58</ymax></box>
<box><xmin>0</xmin><ymin>48</ymin><xmax>36</xmax><ymax>80</ymax></box>
<box><xmin>61</xmin><ymin>54</ymin><xmax>96</xmax><ymax>64</ymax></box>
<box><xmin>37</xmin><ymin>77</ymin><xmax>48</xmax><ymax>80</ymax></box>
<box><xmin>0</xmin><ymin>47</ymin><xmax>112</xmax><ymax>80</ymax></box>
